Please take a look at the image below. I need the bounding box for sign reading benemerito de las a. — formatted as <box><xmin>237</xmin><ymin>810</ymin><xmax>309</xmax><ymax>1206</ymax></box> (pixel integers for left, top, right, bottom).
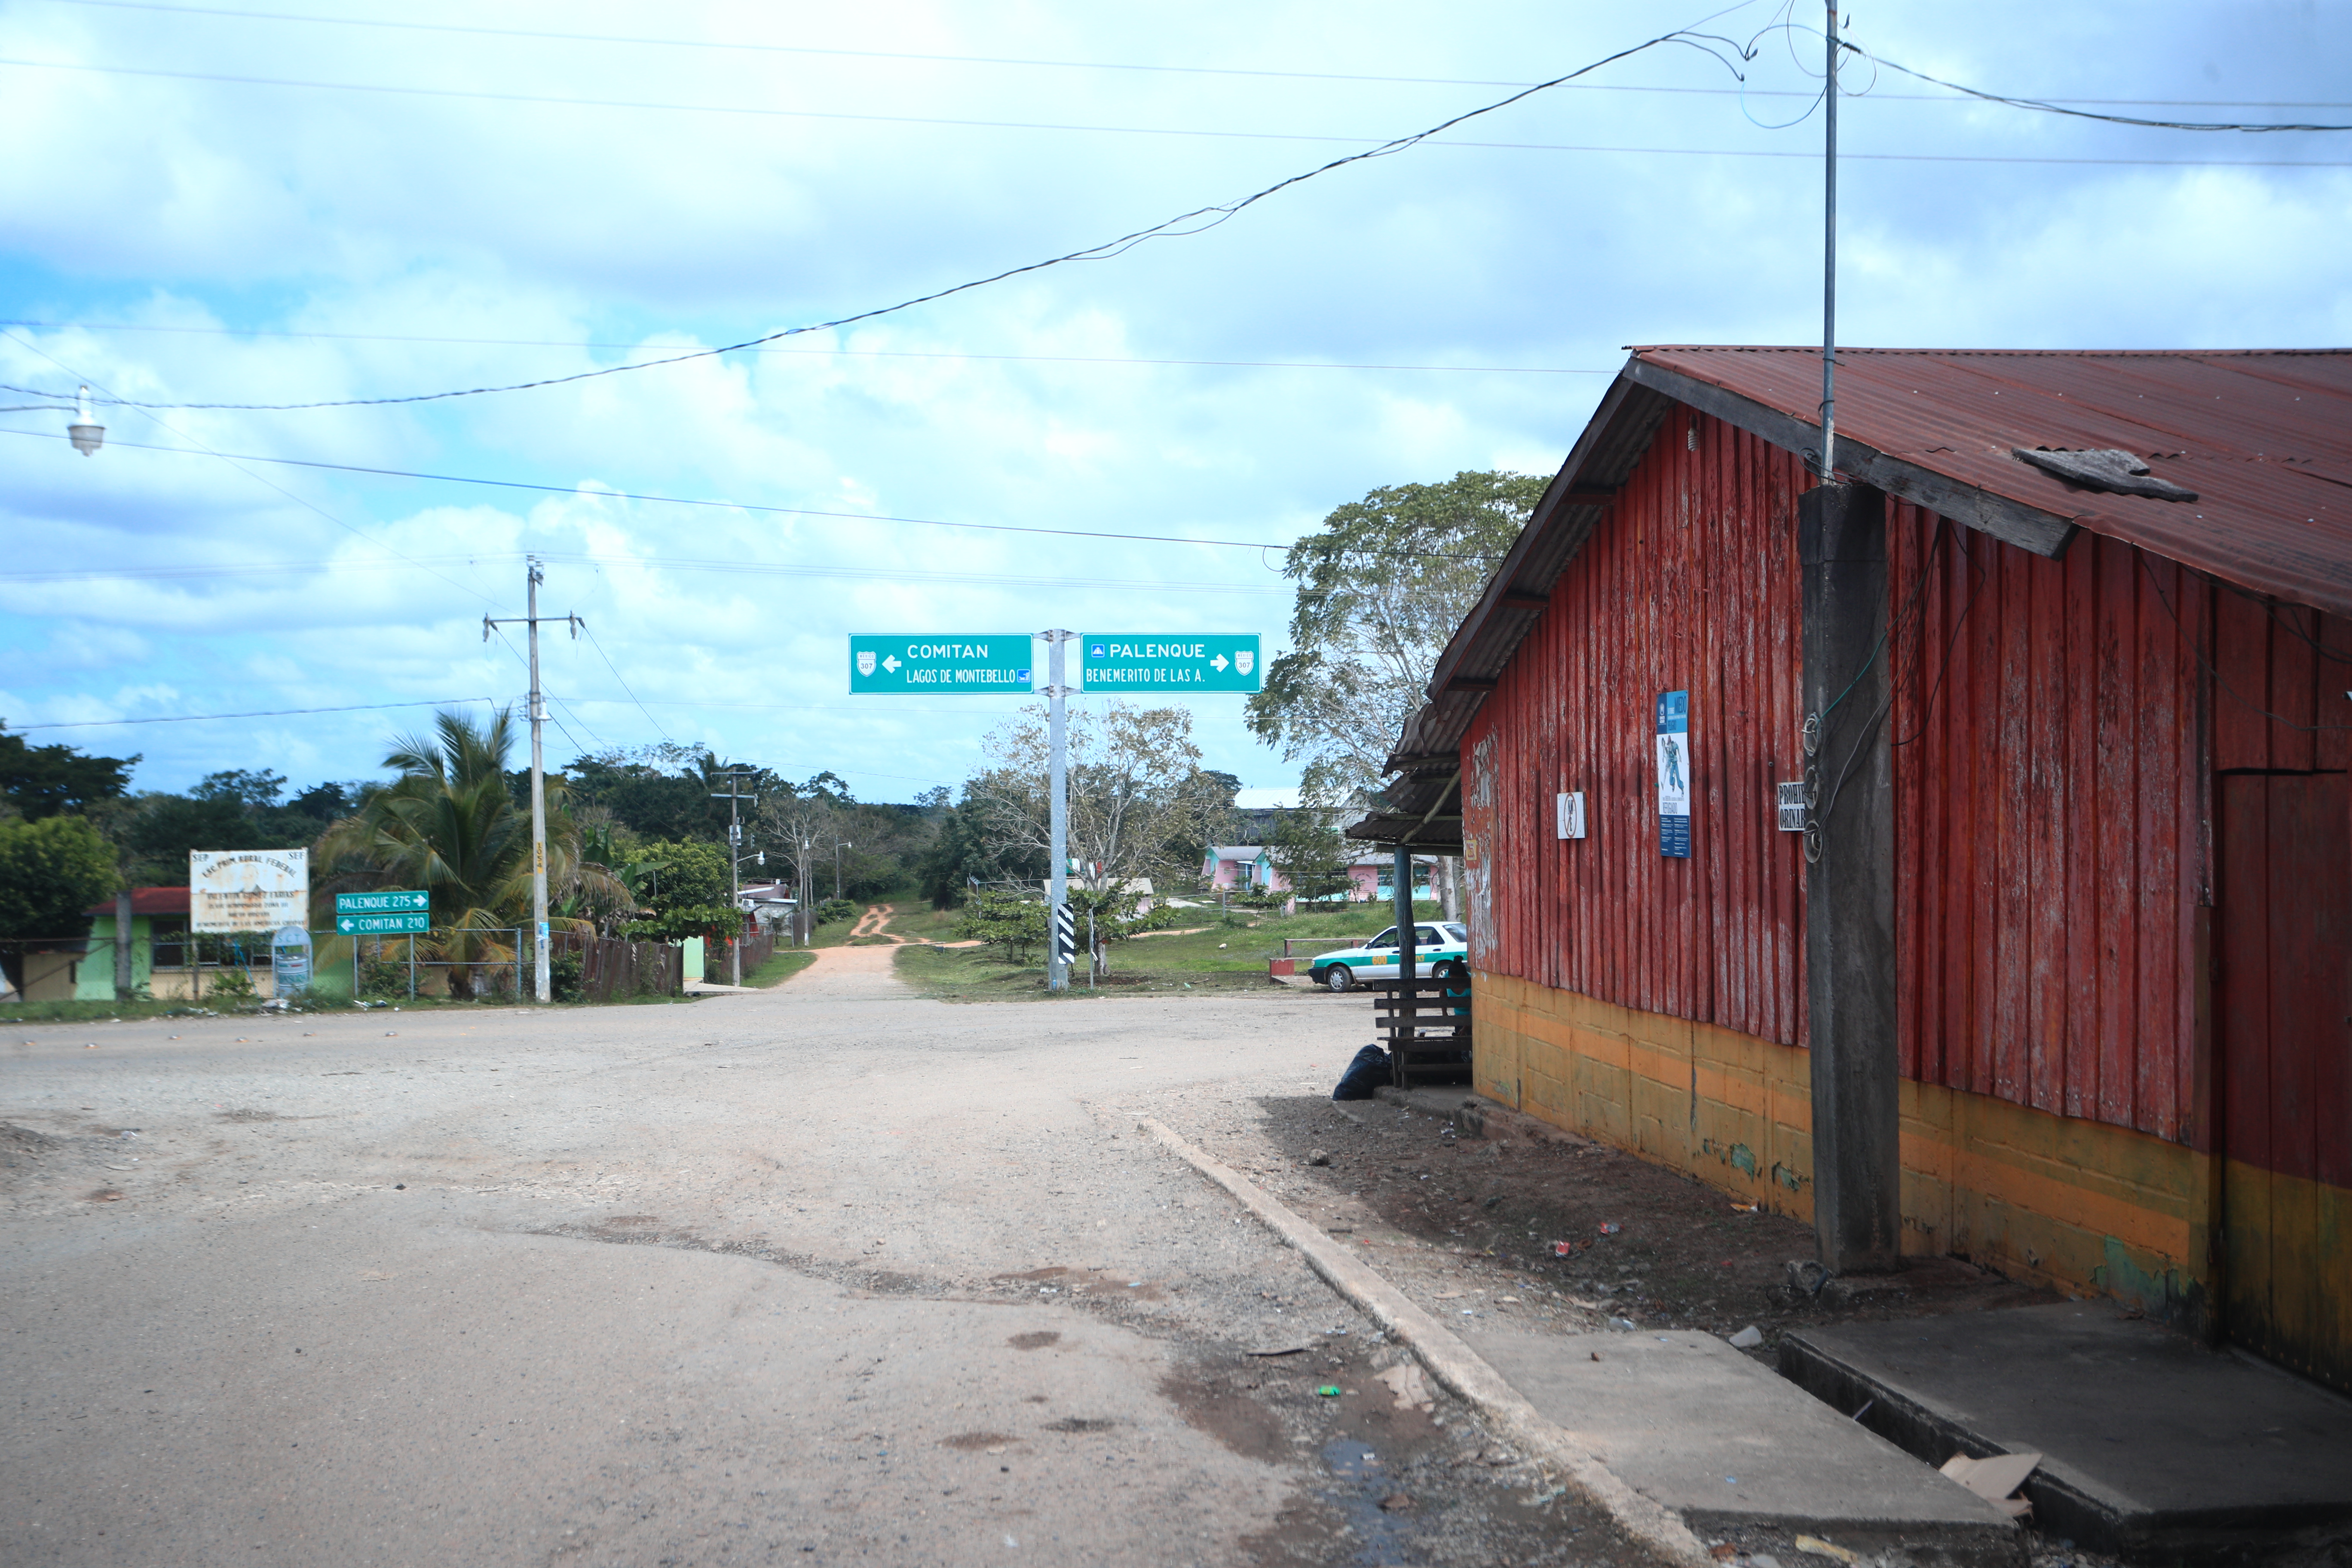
<box><xmin>1080</xmin><ymin>634</ymin><xmax>1262</xmax><ymax>692</ymax></box>
<box><xmin>848</xmin><ymin>634</ymin><xmax>1033</xmax><ymax>694</ymax></box>
<box><xmin>190</xmin><ymin>849</ymin><xmax>309</xmax><ymax>934</ymax></box>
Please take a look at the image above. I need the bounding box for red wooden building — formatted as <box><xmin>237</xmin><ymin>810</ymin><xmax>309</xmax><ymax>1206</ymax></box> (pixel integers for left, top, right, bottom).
<box><xmin>1353</xmin><ymin>348</ymin><xmax>2350</xmax><ymax>1392</ymax></box>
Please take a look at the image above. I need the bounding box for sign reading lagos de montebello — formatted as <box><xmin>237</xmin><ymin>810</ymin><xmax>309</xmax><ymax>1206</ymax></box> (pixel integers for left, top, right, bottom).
<box><xmin>848</xmin><ymin>634</ymin><xmax>1034</xmax><ymax>694</ymax></box>
<box><xmin>1081</xmin><ymin>634</ymin><xmax>1262</xmax><ymax>692</ymax></box>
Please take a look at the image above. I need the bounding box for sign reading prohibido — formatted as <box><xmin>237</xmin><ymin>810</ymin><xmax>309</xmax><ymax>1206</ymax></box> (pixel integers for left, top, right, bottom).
<box><xmin>1655</xmin><ymin>691</ymin><xmax>1691</xmax><ymax>858</ymax></box>
<box><xmin>190</xmin><ymin>849</ymin><xmax>310</xmax><ymax>933</ymax></box>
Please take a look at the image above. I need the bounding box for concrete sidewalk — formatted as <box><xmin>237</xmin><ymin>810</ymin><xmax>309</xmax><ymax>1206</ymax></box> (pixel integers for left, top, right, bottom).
<box><xmin>1783</xmin><ymin>1304</ymin><xmax>2352</xmax><ymax>1562</ymax></box>
<box><xmin>1155</xmin><ymin>1097</ymin><xmax>2025</xmax><ymax>1566</ymax></box>
<box><xmin>1465</xmin><ymin>1324</ymin><xmax>2015</xmax><ymax>1556</ymax></box>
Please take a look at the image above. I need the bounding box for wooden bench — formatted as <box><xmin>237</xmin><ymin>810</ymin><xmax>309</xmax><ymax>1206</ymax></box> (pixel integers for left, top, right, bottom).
<box><xmin>1365</xmin><ymin>975</ymin><xmax>1473</xmax><ymax>1087</ymax></box>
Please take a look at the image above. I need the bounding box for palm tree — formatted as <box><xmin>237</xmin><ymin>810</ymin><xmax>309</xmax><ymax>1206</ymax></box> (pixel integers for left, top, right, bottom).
<box><xmin>317</xmin><ymin>708</ymin><xmax>625</xmax><ymax>997</ymax></box>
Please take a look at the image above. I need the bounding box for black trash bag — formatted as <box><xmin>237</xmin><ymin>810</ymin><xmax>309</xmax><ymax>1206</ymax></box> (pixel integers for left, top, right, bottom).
<box><xmin>1331</xmin><ymin>1043</ymin><xmax>1392</xmax><ymax>1101</ymax></box>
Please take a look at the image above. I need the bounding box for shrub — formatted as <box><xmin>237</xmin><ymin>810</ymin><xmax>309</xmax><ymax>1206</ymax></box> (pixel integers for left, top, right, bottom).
<box><xmin>550</xmin><ymin>947</ymin><xmax>585</xmax><ymax>1001</ymax></box>
<box><xmin>358</xmin><ymin>958</ymin><xmax>409</xmax><ymax>999</ymax></box>
<box><xmin>207</xmin><ymin>968</ymin><xmax>258</xmax><ymax>1001</ymax></box>
<box><xmin>817</xmin><ymin>897</ymin><xmax>858</xmax><ymax>926</ymax></box>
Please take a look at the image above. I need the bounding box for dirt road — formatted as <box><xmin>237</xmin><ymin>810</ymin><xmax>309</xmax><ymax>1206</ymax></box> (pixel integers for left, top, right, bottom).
<box><xmin>2</xmin><ymin>963</ymin><xmax>1655</xmax><ymax>1566</ymax></box>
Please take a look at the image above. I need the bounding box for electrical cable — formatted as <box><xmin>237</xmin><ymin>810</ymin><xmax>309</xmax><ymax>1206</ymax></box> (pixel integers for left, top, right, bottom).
<box><xmin>30</xmin><ymin>0</ymin><xmax>2352</xmax><ymax>111</ymax></box>
<box><xmin>1890</xmin><ymin>522</ymin><xmax>1988</xmax><ymax>750</ymax></box>
<box><xmin>579</xmin><ymin>621</ymin><xmax>676</xmax><ymax>744</ymax></box>
<box><xmin>0</xmin><ymin>341</ymin><xmax>504</xmax><ymax>609</ymax></box>
<box><xmin>2138</xmin><ymin>554</ymin><xmax>2352</xmax><ymax>732</ymax></box>
<box><xmin>1856</xmin><ymin>43</ymin><xmax>2352</xmax><ymax>134</ymax></box>
<box><xmin>6</xmin><ymin>697</ymin><xmax>494</xmax><ymax>730</ymax></box>
<box><xmin>0</xmin><ymin>15</ymin><xmax>1772</xmax><ymax>414</ymax></box>
<box><xmin>1814</xmin><ymin>514</ymin><xmax>1946</xmax><ymax>828</ymax></box>
<box><xmin>0</xmin><ymin>322</ymin><xmax>1616</xmax><ymax>377</ymax></box>
<box><xmin>0</xmin><ymin>424</ymin><xmax>1504</xmax><ymax>561</ymax></box>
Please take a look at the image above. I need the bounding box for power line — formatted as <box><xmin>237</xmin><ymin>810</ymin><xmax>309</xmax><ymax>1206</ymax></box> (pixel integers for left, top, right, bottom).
<box><xmin>579</xmin><ymin>621</ymin><xmax>675</xmax><ymax>744</ymax></box>
<box><xmin>8</xmin><ymin>55</ymin><xmax>2351</xmax><ymax>175</ymax></box>
<box><xmin>0</xmin><ymin>321</ymin><xmax>1616</xmax><ymax>377</ymax></box>
<box><xmin>1857</xmin><ymin>43</ymin><xmax>2352</xmax><ymax>134</ymax></box>
<box><xmin>0</xmin><ymin>19</ymin><xmax>1761</xmax><ymax>414</ymax></box>
<box><xmin>6</xmin><ymin>697</ymin><xmax>494</xmax><ymax>730</ymax></box>
<box><xmin>32</xmin><ymin>0</ymin><xmax>2352</xmax><ymax>112</ymax></box>
<box><xmin>0</xmin><ymin>540</ymin><xmax>1295</xmax><ymax>596</ymax></box>
<box><xmin>0</xmin><ymin>424</ymin><xmax>1501</xmax><ymax>561</ymax></box>
<box><xmin>1</xmin><ymin>337</ymin><xmax>504</xmax><ymax>611</ymax></box>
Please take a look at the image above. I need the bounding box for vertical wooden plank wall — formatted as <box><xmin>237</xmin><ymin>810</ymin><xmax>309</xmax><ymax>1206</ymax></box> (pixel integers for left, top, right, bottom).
<box><xmin>1470</xmin><ymin>401</ymin><xmax>2349</xmax><ymax>1150</ymax></box>
<box><xmin>1464</xmin><ymin>409</ymin><xmax>1810</xmax><ymax>1047</ymax></box>
<box><xmin>1890</xmin><ymin>511</ymin><xmax>2351</xmax><ymax>1145</ymax></box>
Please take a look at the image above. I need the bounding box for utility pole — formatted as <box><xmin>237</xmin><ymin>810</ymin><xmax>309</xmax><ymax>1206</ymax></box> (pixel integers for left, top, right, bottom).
<box><xmin>1041</xmin><ymin>630</ymin><xmax>1075</xmax><ymax>992</ymax></box>
<box><xmin>1820</xmin><ymin>1</ymin><xmax>1840</xmax><ymax>479</ymax></box>
<box><xmin>482</xmin><ymin>557</ymin><xmax>580</xmax><ymax>1003</ymax></box>
<box><xmin>710</xmin><ymin>770</ymin><xmax>760</xmax><ymax>986</ymax></box>
<box><xmin>833</xmin><ymin>838</ymin><xmax>852</xmax><ymax>901</ymax></box>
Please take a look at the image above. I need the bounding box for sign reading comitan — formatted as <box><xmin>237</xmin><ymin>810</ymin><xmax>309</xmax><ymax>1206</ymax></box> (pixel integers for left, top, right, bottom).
<box><xmin>1079</xmin><ymin>634</ymin><xmax>1261</xmax><ymax>692</ymax></box>
<box><xmin>334</xmin><ymin>890</ymin><xmax>431</xmax><ymax>936</ymax></box>
<box><xmin>190</xmin><ymin>849</ymin><xmax>310</xmax><ymax>934</ymax></box>
<box><xmin>848</xmin><ymin>634</ymin><xmax>1034</xmax><ymax>695</ymax></box>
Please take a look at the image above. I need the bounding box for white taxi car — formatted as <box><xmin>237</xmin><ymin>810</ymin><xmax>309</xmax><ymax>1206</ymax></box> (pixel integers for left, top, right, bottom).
<box><xmin>1307</xmin><ymin>922</ymin><xmax>1470</xmax><ymax>992</ymax></box>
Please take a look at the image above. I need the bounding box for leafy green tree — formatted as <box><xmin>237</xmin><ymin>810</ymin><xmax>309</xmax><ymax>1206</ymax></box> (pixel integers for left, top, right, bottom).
<box><xmin>1266</xmin><ymin>807</ymin><xmax>1354</xmax><ymax>904</ymax></box>
<box><xmin>0</xmin><ymin>730</ymin><xmax>137</xmax><ymax>821</ymax></box>
<box><xmin>0</xmin><ymin>815</ymin><xmax>118</xmax><ymax>993</ymax></box>
<box><xmin>632</xmin><ymin>838</ymin><xmax>731</xmax><ymax>909</ymax></box>
<box><xmin>955</xmin><ymin>888</ymin><xmax>1047</xmax><ymax>963</ymax></box>
<box><xmin>318</xmin><ymin>709</ymin><xmax>624</xmax><ymax>998</ymax></box>
<box><xmin>918</xmin><ymin>792</ymin><xmax>1044</xmax><ymax>906</ymax></box>
<box><xmin>1245</xmin><ymin>470</ymin><xmax>1544</xmax><ymax>802</ymax></box>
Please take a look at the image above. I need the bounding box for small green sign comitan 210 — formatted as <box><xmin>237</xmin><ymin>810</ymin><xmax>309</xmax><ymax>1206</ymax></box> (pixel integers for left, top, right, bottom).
<box><xmin>1307</xmin><ymin>921</ymin><xmax>1470</xmax><ymax>992</ymax></box>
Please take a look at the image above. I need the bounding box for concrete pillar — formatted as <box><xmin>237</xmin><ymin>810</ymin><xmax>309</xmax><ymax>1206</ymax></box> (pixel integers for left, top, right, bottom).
<box><xmin>1800</xmin><ymin>481</ymin><xmax>1901</xmax><ymax>1274</ymax></box>
<box><xmin>113</xmin><ymin>888</ymin><xmax>134</xmax><ymax>1001</ymax></box>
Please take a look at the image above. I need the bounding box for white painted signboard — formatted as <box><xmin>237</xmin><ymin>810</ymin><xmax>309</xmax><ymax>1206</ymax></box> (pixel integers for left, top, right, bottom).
<box><xmin>190</xmin><ymin>849</ymin><xmax>310</xmax><ymax>933</ymax></box>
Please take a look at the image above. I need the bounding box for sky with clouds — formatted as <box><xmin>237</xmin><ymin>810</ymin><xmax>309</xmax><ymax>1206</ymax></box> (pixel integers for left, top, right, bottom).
<box><xmin>3</xmin><ymin>0</ymin><xmax>2346</xmax><ymax>803</ymax></box>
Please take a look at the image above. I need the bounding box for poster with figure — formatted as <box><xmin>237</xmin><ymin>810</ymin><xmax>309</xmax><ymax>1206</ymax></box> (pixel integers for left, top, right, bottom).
<box><xmin>1655</xmin><ymin>691</ymin><xmax>1691</xmax><ymax>858</ymax></box>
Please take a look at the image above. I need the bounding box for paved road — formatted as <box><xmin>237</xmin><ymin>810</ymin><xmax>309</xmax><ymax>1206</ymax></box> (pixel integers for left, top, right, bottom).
<box><xmin>3</xmin><ymin>952</ymin><xmax>1634</xmax><ymax>1567</ymax></box>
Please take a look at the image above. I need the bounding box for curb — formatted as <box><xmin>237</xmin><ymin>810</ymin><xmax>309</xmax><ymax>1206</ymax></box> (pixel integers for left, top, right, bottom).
<box><xmin>1130</xmin><ymin>1113</ymin><xmax>1710</xmax><ymax>1568</ymax></box>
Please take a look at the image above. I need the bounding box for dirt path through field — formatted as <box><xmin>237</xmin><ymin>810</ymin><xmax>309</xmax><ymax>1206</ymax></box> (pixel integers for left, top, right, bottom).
<box><xmin>846</xmin><ymin>902</ymin><xmax>905</xmax><ymax>942</ymax></box>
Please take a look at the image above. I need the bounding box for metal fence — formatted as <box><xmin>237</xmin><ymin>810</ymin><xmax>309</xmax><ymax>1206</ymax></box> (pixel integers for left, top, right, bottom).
<box><xmin>4</xmin><ymin>928</ymin><xmax>696</xmax><ymax>1006</ymax></box>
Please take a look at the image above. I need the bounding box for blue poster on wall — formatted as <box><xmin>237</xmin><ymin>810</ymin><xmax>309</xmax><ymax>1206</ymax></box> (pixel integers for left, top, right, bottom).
<box><xmin>1655</xmin><ymin>690</ymin><xmax>1691</xmax><ymax>858</ymax></box>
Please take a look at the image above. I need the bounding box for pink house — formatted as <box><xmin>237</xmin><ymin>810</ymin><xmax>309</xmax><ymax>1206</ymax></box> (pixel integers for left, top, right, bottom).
<box><xmin>1202</xmin><ymin>846</ymin><xmax>1431</xmax><ymax>903</ymax></box>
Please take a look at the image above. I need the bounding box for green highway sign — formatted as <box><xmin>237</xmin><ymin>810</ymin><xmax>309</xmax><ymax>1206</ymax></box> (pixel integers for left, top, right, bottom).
<box><xmin>849</xmin><ymin>634</ymin><xmax>1034</xmax><ymax>695</ymax></box>
<box><xmin>337</xmin><ymin>911</ymin><xmax>430</xmax><ymax>936</ymax></box>
<box><xmin>1079</xmin><ymin>634</ymin><xmax>1262</xmax><ymax>692</ymax></box>
<box><xmin>335</xmin><ymin>890</ymin><xmax>429</xmax><ymax>915</ymax></box>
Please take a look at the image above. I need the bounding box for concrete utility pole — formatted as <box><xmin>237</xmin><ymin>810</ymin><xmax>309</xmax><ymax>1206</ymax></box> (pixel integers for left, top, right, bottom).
<box><xmin>710</xmin><ymin>771</ymin><xmax>760</xmax><ymax>986</ymax></box>
<box><xmin>1042</xmin><ymin>629</ymin><xmax>1075</xmax><ymax>992</ymax></box>
<box><xmin>482</xmin><ymin>557</ymin><xmax>581</xmax><ymax>1003</ymax></box>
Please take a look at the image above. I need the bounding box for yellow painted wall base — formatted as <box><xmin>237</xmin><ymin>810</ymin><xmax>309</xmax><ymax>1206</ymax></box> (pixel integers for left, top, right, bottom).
<box><xmin>1475</xmin><ymin>972</ymin><xmax>2211</xmax><ymax>1323</ymax></box>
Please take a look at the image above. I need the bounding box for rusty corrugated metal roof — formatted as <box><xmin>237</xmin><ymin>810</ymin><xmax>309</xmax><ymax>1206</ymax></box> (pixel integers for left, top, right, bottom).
<box><xmin>1348</xmin><ymin>346</ymin><xmax>2352</xmax><ymax>848</ymax></box>
<box><xmin>1633</xmin><ymin>346</ymin><xmax>2352</xmax><ymax>617</ymax></box>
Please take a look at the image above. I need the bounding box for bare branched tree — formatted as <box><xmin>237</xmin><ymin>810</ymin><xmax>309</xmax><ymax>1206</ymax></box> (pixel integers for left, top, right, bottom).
<box><xmin>968</xmin><ymin>702</ymin><xmax>1230</xmax><ymax>894</ymax></box>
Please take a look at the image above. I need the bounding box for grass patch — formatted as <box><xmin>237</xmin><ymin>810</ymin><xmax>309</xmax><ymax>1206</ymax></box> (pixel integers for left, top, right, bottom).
<box><xmin>887</xmin><ymin>897</ymin><xmax>1455</xmax><ymax>1001</ymax></box>
<box><xmin>892</xmin><ymin>940</ymin><xmax>1286</xmax><ymax>1002</ymax></box>
<box><xmin>741</xmin><ymin>949</ymin><xmax>818</xmax><ymax>987</ymax></box>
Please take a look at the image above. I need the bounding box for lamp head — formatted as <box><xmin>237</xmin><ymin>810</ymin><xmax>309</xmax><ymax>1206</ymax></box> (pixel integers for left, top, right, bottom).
<box><xmin>67</xmin><ymin>386</ymin><xmax>104</xmax><ymax>456</ymax></box>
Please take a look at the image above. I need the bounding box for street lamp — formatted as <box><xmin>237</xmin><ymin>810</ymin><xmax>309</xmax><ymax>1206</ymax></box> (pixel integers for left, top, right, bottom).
<box><xmin>67</xmin><ymin>386</ymin><xmax>103</xmax><ymax>456</ymax></box>
<box><xmin>833</xmin><ymin>839</ymin><xmax>853</xmax><ymax>902</ymax></box>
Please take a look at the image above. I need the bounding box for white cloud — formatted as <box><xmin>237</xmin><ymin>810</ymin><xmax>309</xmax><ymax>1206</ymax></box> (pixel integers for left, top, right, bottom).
<box><xmin>1</xmin><ymin>0</ymin><xmax>2345</xmax><ymax>793</ymax></box>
